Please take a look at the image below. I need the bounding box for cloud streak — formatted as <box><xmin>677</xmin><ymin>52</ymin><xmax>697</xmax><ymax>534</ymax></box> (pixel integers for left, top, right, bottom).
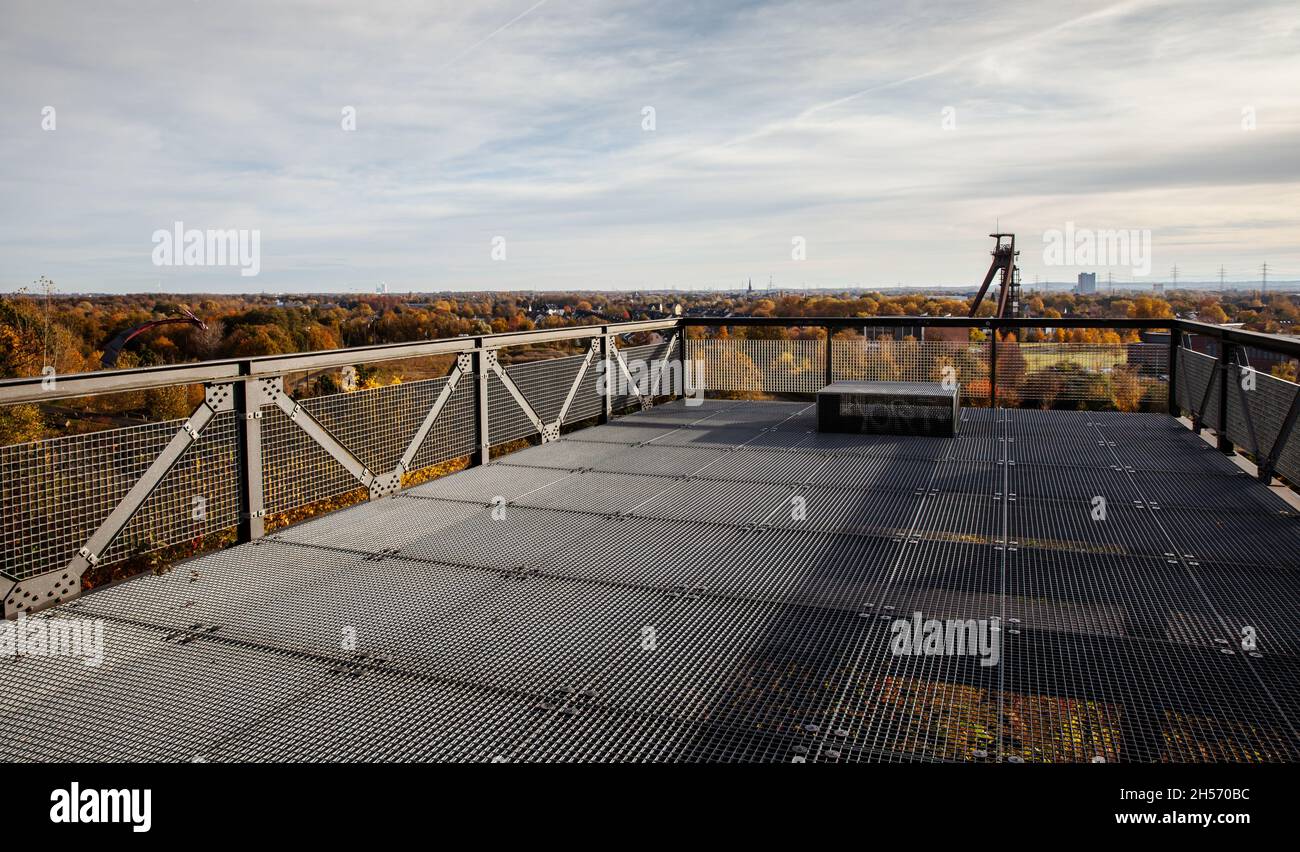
<box><xmin>0</xmin><ymin>0</ymin><xmax>1297</xmax><ymax>293</ymax></box>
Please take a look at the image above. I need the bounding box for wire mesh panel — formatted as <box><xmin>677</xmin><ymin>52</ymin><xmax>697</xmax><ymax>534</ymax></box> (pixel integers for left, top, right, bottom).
<box><xmin>832</xmin><ymin>339</ymin><xmax>989</xmax><ymax>406</ymax></box>
<box><xmin>506</xmin><ymin>353</ymin><xmax>589</xmax><ymax>426</ymax></box>
<box><xmin>687</xmin><ymin>338</ymin><xmax>824</xmax><ymax>394</ymax></box>
<box><xmin>1177</xmin><ymin>347</ymin><xmax>1219</xmax><ymax>426</ymax></box>
<box><xmin>1</xmin><ymin>412</ymin><xmax>240</xmax><ymax>581</ymax></box>
<box><xmin>262</xmin><ymin>374</ymin><xmax>476</xmax><ymax>514</ymax></box>
<box><xmin>1000</xmin><ymin>343</ymin><xmax>1167</xmax><ymax>410</ymax></box>
<box><xmin>616</xmin><ymin>338</ymin><xmax>679</xmax><ymax>407</ymax></box>
<box><xmin>408</xmin><ymin>377</ymin><xmax>476</xmax><ymax>473</ymax></box>
<box><xmin>1225</xmin><ymin>366</ymin><xmax>1300</xmax><ymax>468</ymax></box>
<box><xmin>306</xmin><ymin>375</ymin><xmax>456</xmax><ymax>476</ymax></box>
<box><xmin>261</xmin><ymin>401</ymin><xmax>362</xmax><ymax>514</ymax></box>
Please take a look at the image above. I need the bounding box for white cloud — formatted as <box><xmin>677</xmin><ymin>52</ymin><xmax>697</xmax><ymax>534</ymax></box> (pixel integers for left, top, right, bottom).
<box><xmin>0</xmin><ymin>0</ymin><xmax>1297</xmax><ymax>293</ymax></box>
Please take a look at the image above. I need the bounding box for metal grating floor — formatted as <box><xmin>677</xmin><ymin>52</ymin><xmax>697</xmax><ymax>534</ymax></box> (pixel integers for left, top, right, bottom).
<box><xmin>3</xmin><ymin>400</ymin><xmax>1299</xmax><ymax>763</ymax></box>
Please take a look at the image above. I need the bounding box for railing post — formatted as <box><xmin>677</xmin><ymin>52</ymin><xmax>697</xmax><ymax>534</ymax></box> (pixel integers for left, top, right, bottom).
<box><xmin>675</xmin><ymin>319</ymin><xmax>688</xmax><ymax>401</ymax></box>
<box><xmin>823</xmin><ymin>322</ymin><xmax>834</xmax><ymax>387</ymax></box>
<box><xmin>1167</xmin><ymin>328</ymin><xmax>1180</xmax><ymax>417</ymax></box>
<box><xmin>1216</xmin><ymin>339</ymin><xmax>1235</xmax><ymax>455</ymax></box>
<box><xmin>989</xmin><ymin>323</ymin><xmax>998</xmax><ymax>409</ymax></box>
<box><xmin>473</xmin><ymin>341</ymin><xmax>490</xmax><ymax>465</ymax></box>
<box><xmin>235</xmin><ymin>372</ymin><xmax>264</xmax><ymax>542</ymax></box>
<box><xmin>600</xmin><ymin>326</ymin><xmax>612</xmax><ymax>423</ymax></box>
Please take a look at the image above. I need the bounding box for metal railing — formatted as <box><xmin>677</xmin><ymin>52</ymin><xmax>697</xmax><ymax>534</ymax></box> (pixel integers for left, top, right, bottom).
<box><xmin>2</xmin><ymin>314</ymin><xmax>1299</xmax><ymax>617</ymax></box>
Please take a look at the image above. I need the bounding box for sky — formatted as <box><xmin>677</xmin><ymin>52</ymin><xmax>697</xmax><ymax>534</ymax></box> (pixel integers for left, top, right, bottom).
<box><xmin>1</xmin><ymin>0</ymin><xmax>1297</xmax><ymax>294</ymax></box>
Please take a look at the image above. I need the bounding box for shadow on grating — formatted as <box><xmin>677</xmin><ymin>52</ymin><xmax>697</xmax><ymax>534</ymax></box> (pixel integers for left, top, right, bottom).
<box><xmin>2</xmin><ymin>400</ymin><xmax>1298</xmax><ymax>762</ymax></box>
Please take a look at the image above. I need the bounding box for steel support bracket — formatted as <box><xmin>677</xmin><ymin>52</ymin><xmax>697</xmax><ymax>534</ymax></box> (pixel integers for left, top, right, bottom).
<box><xmin>3</xmin><ymin>570</ymin><xmax>82</xmax><ymax>619</ymax></box>
<box><xmin>369</xmin><ymin>471</ymin><xmax>402</xmax><ymax>499</ymax></box>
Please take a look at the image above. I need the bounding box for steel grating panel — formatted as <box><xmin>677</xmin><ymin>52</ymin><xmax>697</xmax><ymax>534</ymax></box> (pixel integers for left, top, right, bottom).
<box><xmin>690</xmin><ymin>527</ymin><xmax>903</xmax><ymax>609</ymax></box>
<box><xmin>1005</xmin><ymin>461</ymin><xmax>1137</xmax><ymax>504</ymax></box>
<box><xmin>1189</xmin><ymin>560</ymin><xmax>1300</xmax><ymax>659</ymax></box>
<box><xmin>1004</xmin><ymin>548</ymin><xmax>1222</xmax><ymax>646</ymax></box>
<box><xmin>492</xmin><ymin>439</ymin><xmax>628</xmax><ymax>471</ymax></box>
<box><xmin>998</xmin><ymin>628</ymin><xmax>1299</xmax><ymax>762</ymax></box>
<box><xmin>65</xmin><ymin>541</ymin><xmax>373</xmax><ymax>630</ymax></box>
<box><xmin>585</xmin><ymin>444</ymin><xmax>731</xmax><ymax>478</ymax></box>
<box><xmin>541</xmin><ymin>515</ymin><xmax>743</xmax><ymax>588</ymax></box>
<box><xmin>4</xmin><ymin>399</ymin><xmax>1299</xmax><ymax>762</ymax></box>
<box><xmin>1126</xmin><ymin>469</ymin><xmax>1295</xmax><ymax>513</ymax></box>
<box><xmin>513</xmin><ymin>471</ymin><xmax>681</xmax><ymax>516</ymax></box>
<box><xmin>203</xmin><ymin>669</ymin><xmax>543</xmax><ymax>763</ymax></box>
<box><xmin>564</xmin><ymin>421</ymin><xmax>688</xmax><ymax>446</ymax></box>
<box><xmin>0</xmin><ymin>617</ymin><xmax>338</xmax><ymax>762</ymax></box>
<box><xmin>772</xmin><ymin>486</ymin><xmax>924</xmax><ymax>537</ymax></box>
<box><xmin>273</xmin><ymin>496</ymin><xmax>484</xmax><ymax>552</ymax></box>
<box><xmin>572</xmin><ymin>597</ymin><xmax>886</xmax><ymax>743</ymax></box>
<box><xmin>1143</xmin><ymin>507</ymin><xmax>1300</xmax><ymax>566</ymax></box>
<box><xmin>647</xmin><ymin>426</ymin><xmax>773</xmax><ymax>449</ymax></box>
<box><xmin>694</xmin><ymin>447</ymin><xmax>829</xmax><ymax>484</ymax></box>
<box><xmin>631</xmin><ymin>478</ymin><xmax>791</xmax><ymax>526</ymax></box>
<box><xmin>406</xmin><ymin>463</ymin><xmax>580</xmax><ymax>504</ymax></box>
<box><xmin>394</xmin><ymin>505</ymin><xmax>606</xmax><ymax>569</ymax></box>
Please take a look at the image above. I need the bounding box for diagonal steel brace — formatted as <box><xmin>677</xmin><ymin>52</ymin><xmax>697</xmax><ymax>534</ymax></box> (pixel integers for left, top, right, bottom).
<box><xmin>1258</xmin><ymin>382</ymin><xmax>1300</xmax><ymax>484</ymax></box>
<box><xmin>551</xmin><ymin>338</ymin><xmax>601</xmax><ymax>435</ymax></box>
<box><xmin>372</xmin><ymin>354</ymin><xmax>471</xmax><ymax>498</ymax></box>
<box><xmin>3</xmin><ymin>383</ymin><xmax>238</xmax><ymax>617</ymax></box>
<box><xmin>1229</xmin><ymin>350</ymin><xmax>1261</xmax><ymax>460</ymax></box>
<box><xmin>260</xmin><ymin>377</ymin><xmax>376</xmax><ymax>495</ymax></box>
<box><xmin>486</xmin><ymin>350</ymin><xmax>551</xmax><ymax>440</ymax></box>
<box><xmin>611</xmin><ymin>343</ymin><xmax>651</xmax><ymax>410</ymax></box>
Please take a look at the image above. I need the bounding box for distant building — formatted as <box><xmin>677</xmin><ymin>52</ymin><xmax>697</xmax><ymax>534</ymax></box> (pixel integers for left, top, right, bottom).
<box><xmin>1153</xmin><ymin>281</ymin><xmax>1164</xmax><ymax>295</ymax></box>
<box><xmin>1075</xmin><ymin>272</ymin><xmax>1097</xmax><ymax>295</ymax></box>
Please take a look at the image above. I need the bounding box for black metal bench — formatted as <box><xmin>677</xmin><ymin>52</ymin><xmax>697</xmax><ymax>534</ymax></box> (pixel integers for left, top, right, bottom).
<box><xmin>816</xmin><ymin>380</ymin><xmax>960</xmax><ymax>437</ymax></box>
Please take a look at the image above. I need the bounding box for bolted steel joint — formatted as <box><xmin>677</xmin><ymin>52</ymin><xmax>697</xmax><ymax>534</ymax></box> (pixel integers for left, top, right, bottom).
<box><xmin>204</xmin><ymin>383</ymin><xmax>236</xmax><ymax>412</ymax></box>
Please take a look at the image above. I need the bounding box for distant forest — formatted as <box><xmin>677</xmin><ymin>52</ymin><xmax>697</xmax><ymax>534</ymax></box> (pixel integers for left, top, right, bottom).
<box><xmin>1</xmin><ymin>283</ymin><xmax>1297</xmax><ymax>444</ymax></box>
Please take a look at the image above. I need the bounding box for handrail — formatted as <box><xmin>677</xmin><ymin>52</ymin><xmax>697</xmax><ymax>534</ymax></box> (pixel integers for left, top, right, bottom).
<box><xmin>2</xmin><ymin>314</ymin><xmax>1296</xmax><ymax>406</ymax></box>
<box><xmin>681</xmin><ymin>316</ymin><xmax>1175</xmax><ymax>330</ymax></box>
<box><xmin>0</xmin><ymin>317</ymin><xmax>678</xmax><ymax>404</ymax></box>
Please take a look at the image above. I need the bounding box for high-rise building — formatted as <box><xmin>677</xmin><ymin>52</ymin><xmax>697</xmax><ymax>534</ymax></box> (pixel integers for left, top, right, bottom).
<box><xmin>1075</xmin><ymin>272</ymin><xmax>1097</xmax><ymax>295</ymax></box>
